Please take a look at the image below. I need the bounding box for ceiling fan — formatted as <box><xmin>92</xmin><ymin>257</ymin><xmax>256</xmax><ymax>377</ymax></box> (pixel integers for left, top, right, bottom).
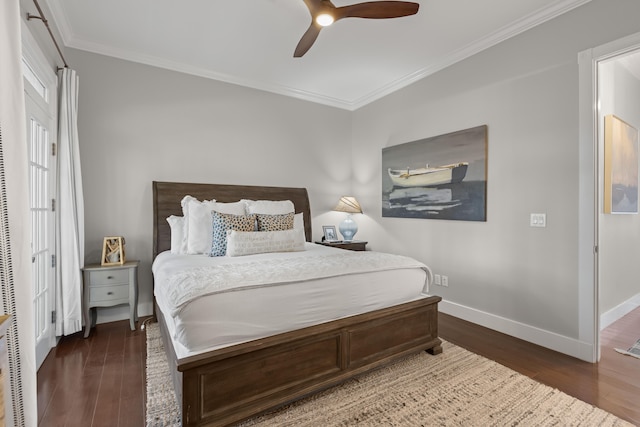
<box><xmin>294</xmin><ymin>0</ymin><xmax>420</xmax><ymax>57</ymax></box>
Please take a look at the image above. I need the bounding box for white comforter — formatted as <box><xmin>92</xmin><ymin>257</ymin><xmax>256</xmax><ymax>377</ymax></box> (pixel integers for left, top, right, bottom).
<box><xmin>153</xmin><ymin>243</ymin><xmax>433</xmax><ymax>356</ymax></box>
<box><xmin>159</xmin><ymin>249</ymin><xmax>431</xmax><ymax>316</ymax></box>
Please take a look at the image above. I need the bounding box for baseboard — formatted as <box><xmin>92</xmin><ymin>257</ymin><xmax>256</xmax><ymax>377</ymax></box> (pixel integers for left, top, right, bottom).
<box><xmin>93</xmin><ymin>302</ymin><xmax>154</xmax><ymax>326</ymax></box>
<box><xmin>600</xmin><ymin>293</ymin><xmax>640</xmax><ymax>330</ymax></box>
<box><xmin>439</xmin><ymin>300</ymin><xmax>595</xmax><ymax>362</ymax></box>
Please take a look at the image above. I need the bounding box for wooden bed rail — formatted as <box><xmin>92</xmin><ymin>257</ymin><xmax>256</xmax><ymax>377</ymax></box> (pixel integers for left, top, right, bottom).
<box><xmin>158</xmin><ymin>296</ymin><xmax>442</xmax><ymax>426</ymax></box>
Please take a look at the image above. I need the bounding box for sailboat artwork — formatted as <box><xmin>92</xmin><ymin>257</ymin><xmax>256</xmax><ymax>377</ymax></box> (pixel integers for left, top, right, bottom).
<box><xmin>388</xmin><ymin>162</ymin><xmax>469</xmax><ymax>188</ymax></box>
<box><xmin>382</xmin><ymin>126</ymin><xmax>487</xmax><ymax>221</ymax></box>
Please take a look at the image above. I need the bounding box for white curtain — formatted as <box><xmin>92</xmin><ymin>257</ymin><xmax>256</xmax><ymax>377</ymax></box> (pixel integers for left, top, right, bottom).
<box><xmin>0</xmin><ymin>0</ymin><xmax>38</xmax><ymax>426</ymax></box>
<box><xmin>56</xmin><ymin>68</ymin><xmax>84</xmax><ymax>336</ymax></box>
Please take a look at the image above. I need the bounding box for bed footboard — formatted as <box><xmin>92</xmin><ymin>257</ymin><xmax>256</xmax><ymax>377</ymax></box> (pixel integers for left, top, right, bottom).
<box><xmin>160</xmin><ymin>296</ymin><xmax>441</xmax><ymax>427</ymax></box>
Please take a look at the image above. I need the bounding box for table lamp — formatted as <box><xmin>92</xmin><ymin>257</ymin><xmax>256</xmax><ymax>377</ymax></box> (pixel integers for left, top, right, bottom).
<box><xmin>333</xmin><ymin>196</ymin><xmax>363</xmax><ymax>241</ymax></box>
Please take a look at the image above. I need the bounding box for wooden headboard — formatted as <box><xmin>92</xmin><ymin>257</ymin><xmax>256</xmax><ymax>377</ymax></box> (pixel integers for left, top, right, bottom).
<box><xmin>152</xmin><ymin>181</ymin><xmax>313</xmax><ymax>258</ymax></box>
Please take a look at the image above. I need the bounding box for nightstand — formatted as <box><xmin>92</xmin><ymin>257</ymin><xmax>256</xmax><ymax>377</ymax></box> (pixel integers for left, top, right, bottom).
<box><xmin>82</xmin><ymin>261</ymin><xmax>139</xmax><ymax>338</ymax></box>
<box><xmin>315</xmin><ymin>240</ymin><xmax>368</xmax><ymax>251</ymax></box>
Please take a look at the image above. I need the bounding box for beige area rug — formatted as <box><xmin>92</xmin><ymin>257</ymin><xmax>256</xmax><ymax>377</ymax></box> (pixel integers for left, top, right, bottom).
<box><xmin>145</xmin><ymin>323</ymin><xmax>181</xmax><ymax>427</ymax></box>
<box><xmin>145</xmin><ymin>323</ymin><xmax>632</xmax><ymax>427</ymax></box>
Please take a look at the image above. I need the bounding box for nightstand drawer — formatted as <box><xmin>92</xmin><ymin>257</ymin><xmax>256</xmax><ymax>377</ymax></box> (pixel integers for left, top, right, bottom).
<box><xmin>89</xmin><ymin>284</ymin><xmax>129</xmax><ymax>303</ymax></box>
<box><xmin>88</xmin><ymin>269</ymin><xmax>129</xmax><ymax>286</ymax></box>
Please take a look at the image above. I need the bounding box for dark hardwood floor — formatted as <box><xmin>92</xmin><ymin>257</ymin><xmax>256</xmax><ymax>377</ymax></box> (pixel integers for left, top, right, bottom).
<box><xmin>37</xmin><ymin>309</ymin><xmax>640</xmax><ymax>426</ymax></box>
<box><xmin>37</xmin><ymin>320</ymin><xmax>147</xmax><ymax>427</ymax></box>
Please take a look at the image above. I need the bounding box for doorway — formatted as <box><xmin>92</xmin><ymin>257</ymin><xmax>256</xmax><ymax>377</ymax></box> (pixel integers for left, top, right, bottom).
<box><xmin>579</xmin><ymin>32</ymin><xmax>640</xmax><ymax>363</ymax></box>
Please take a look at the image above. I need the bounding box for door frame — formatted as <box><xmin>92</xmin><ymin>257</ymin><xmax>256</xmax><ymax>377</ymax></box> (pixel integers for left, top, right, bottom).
<box><xmin>578</xmin><ymin>31</ymin><xmax>640</xmax><ymax>363</ymax></box>
<box><xmin>22</xmin><ymin>23</ymin><xmax>58</xmax><ymax>369</ymax></box>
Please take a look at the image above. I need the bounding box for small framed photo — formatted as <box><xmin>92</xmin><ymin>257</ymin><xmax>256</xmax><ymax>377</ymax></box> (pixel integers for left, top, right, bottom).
<box><xmin>322</xmin><ymin>225</ymin><xmax>338</xmax><ymax>242</ymax></box>
<box><xmin>101</xmin><ymin>236</ymin><xmax>126</xmax><ymax>266</ymax></box>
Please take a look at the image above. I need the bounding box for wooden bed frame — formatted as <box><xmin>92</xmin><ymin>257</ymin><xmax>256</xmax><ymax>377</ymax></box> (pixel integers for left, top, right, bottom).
<box><xmin>152</xmin><ymin>181</ymin><xmax>442</xmax><ymax>426</ymax></box>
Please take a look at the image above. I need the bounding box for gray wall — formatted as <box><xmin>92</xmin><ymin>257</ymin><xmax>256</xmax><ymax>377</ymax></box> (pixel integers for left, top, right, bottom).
<box><xmin>351</xmin><ymin>0</ymin><xmax>640</xmax><ymax>357</ymax></box>
<box><xmin>68</xmin><ymin>50</ymin><xmax>353</xmax><ymax>320</ymax></box>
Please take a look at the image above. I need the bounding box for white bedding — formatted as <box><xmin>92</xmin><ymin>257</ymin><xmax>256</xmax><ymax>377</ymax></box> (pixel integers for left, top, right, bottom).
<box><xmin>153</xmin><ymin>243</ymin><xmax>433</xmax><ymax>358</ymax></box>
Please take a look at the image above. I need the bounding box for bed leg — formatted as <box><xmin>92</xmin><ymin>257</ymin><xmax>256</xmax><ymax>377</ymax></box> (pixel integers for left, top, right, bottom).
<box><xmin>426</xmin><ymin>342</ymin><xmax>443</xmax><ymax>355</ymax></box>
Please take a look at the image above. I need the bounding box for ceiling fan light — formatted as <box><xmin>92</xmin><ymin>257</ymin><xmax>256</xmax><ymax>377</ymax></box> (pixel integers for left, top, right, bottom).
<box><xmin>316</xmin><ymin>13</ymin><xmax>334</xmax><ymax>27</ymax></box>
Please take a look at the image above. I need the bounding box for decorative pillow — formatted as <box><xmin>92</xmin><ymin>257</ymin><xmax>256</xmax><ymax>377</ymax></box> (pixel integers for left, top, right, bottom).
<box><xmin>242</xmin><ymin>199</ymin><xmax>295</xmax><ymax>215</ymax></box>
<box><xmin>256</xmin><ymin>212</ymin><xmax>294</xmax><ymax>232</ymax></box>
<box><xmin>186</xmin><ymin>200</ymin><xmax>247</xmax><ymax>254</ymax></box>
<box><xmin>226</xmin><ymin>229</ymin><xmax>306</xmax><ymax>257</ymax></box>
<box><xmin>210</xmin><ymin>212</ymin><xmax>256</xmax><ymax>256</ymax></box>
<box><xmin>166</xmin><ymin>215</ymin><xmax>185</xmax><ymax>254</ymax></box>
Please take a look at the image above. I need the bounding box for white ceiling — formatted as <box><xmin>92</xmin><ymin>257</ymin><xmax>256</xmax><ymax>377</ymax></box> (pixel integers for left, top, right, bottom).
<box><xmin>45</xmin><ymin>0</ymin><xmax>591</xmax><ymax>110</ymax></box>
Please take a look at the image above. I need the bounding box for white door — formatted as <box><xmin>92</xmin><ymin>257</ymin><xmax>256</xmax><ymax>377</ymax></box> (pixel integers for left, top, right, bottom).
<box><xmin>23</xmin><ymin>56</ymin><xmax>57</xmax><ymax>370</ymax></box>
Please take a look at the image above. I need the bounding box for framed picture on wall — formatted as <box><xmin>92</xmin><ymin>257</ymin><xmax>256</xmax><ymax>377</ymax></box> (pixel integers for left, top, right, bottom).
<box><xmin>604</xmin><ymin>115</ymin><xmax>638</xmax><ymax>214</ymax></box>
<box><xmin>382</xmin><ymin>125</ymin><xmax>488</xmax><ymax>221</ymax></box>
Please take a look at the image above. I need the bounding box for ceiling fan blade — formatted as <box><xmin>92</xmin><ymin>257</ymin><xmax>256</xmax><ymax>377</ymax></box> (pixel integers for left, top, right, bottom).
<box><xmin>294</xmin><ymin>23</ymin><xmax>322</xmax><ymax>57</ymax></box>
<box><xmin>335</xmin><ymin>1</ymin><xmax>419</xmax><ymax>20</ymax></box>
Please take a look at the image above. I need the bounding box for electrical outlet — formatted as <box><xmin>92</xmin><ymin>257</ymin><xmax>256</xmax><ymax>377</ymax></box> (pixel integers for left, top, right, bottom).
<box><xmin>530</xmin><ymin>213</ymin><xmax>547</xmax><ymax>227</ymax></box>
<box><xmin>441</xmin><ymin>275</ymin><xmax>449</xmax><ymax>287</ymax></box>
<box><xmin>434</xmin><ymin>274</ymin><xmax>441</xmax><ymax>286</ymax></box>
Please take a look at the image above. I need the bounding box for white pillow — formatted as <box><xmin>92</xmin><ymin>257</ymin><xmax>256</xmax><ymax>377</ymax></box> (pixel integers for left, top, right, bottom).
<box><xmin>180</xmin><ymin>195</ymin><xmax>198</xmax><ymax>251</ymax></box>
<box><xmin>243</xmin><ymin>199</ymin><xmax>295</xmax><ymax>215</ymax></box>
<box><xmin>186</xmin><ymin>199</ymin><xmax>247</xmax><ymax>254</ymax></box>
<box><xmin>166</xmin><ymin>215</ymin><xmax>185</xmax><ymax>254</ymax></box>
<box><xmin>226</xmin><ymin>229</ymin><xmax>305</xmax><ymax>257</ymax></box>
<box><xmin>294</xmin><ymin>212</ymin><xmax>304</xmax><ymax>231</ymax></box>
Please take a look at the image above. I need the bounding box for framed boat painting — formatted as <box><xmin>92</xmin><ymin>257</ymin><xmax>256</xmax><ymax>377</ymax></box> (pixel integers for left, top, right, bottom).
<box><xmin>382</xmin><ymin>125</ymin><xmax>487</xmax><ymax>221</ymax></box>
<box><xmin>604</xmin><ymin>115</ymin><xmax>638</xmax><ymax>214</ymax></box>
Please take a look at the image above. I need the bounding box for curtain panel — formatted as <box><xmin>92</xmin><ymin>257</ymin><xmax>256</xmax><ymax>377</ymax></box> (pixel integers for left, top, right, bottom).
<box><xmin>56</xmin><ymin>69</ymin><xmax>84</xmax><ymax>336</ymax></box>
<box><xmin>0</xmin><ymin>0</ymin><xmax>39</xmax><ymax>425</ymax></box>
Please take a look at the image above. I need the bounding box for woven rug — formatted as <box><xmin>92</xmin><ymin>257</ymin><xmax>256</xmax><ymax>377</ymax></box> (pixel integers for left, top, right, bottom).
<box><xmin>145</xmin><ymin>323</ymin><xmax>632</xmax><ymax>427</ymax></box>
<box><xmin>145</xmin><ymin>323</ymin><xmax>181</xmax><ymax>426</ymax></box>
<box><xmin>615</xmin><ymin>338</ymin><xmax>640</xmax><ymax>359</ymax></box>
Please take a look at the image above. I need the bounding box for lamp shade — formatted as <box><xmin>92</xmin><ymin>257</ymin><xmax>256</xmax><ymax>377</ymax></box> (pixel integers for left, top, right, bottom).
<box><xmin>333</xmin><ymin>196</ymin><xmax>363</xmax><ymax>214</ymax></box>
<box><xmin>333</xmin><ymin>196</ymin><xmax>362</xmax><ymax>241</ymax></box>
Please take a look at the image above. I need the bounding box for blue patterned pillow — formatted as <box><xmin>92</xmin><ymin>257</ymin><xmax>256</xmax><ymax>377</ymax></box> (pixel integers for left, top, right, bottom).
<box><xmin>210</xmin><ymin>212</ymin><xmax>256</xmax><ymax>256</ymax></box>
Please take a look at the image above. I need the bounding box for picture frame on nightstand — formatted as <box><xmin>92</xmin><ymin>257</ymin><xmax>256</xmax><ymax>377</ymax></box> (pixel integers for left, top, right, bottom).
<box><xmin>322</xmin><ymin>225</ymin><xmax>338</xmax><ymax>242</ymax></box>
<box><xmin>101</xmin><ymin>236</ymin><xmax>126</xmax><ymax>266</ymax></box>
